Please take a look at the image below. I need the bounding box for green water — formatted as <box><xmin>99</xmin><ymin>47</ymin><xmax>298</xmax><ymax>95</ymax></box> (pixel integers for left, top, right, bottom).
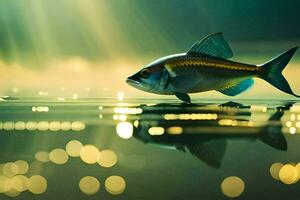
<box><xmin>0</xmin><ymin>98</ymin><xmax>300</xmax><ymax>199</ymax></box>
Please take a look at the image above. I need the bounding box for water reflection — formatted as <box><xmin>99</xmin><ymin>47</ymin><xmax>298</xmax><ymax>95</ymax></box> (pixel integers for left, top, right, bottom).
<box><xmin>1</xmin><ymin>98</ymin><xmax>300</xmax><ymax>199</ymax></box>
<box><xmin>127</xmin><ymin>102</ymin><xmax>291</xmax><ymax>168</ymax></box>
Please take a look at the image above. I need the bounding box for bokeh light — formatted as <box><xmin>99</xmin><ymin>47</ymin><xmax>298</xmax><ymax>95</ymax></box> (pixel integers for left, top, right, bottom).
<box><xmin>270</xmin><ymin>162</ymin><xmax>284</xmax><ymax>180</ymax></box>
<box><xmin>148</xmin><ymin>127</ymin><xmax>165</xmax><ymax>135</ymax></box>
<box><xmin>14</xmin><ymin>160</ymin><xmax>29</xmax><ymax>175</ymax></box>
<box><xmin>49</xmin><ymin>148</ymin><xmax>69</xmax><ymax>165</ymax></box>
<box><xmin>3</xmin><ymin>162</ymin><xmax>19</xmax><ymax>177</ymax></box>
<box><xmin>28</xmin><ymin>175</ymin><xmax>47</xmax><ymax>194</ymax></box>
<box><xmin>279</xmin><ymin>164</ymin><xmax>298</xmax><ymax>184</ymax></box>
<box><xmin>98</xmin><ymin>150</ymin><xmax>118</xmax><ymax>168</ymax></box>
<box><xmin>0</xmin><ymin>175</ymin><xmax>10</xmax><ymax>193</ymax></box>
<box><xmin>11</xmin><ymin>175</ymin><xmax>29</xmax><ymax>192</ymax></box>
<box><xmin>79</xmin><ymin>176</ymin><xmax>100</xmax><ymax>195</ymax></box>
<box><xmin>35</xmin><ymin>151</ymin><xmax>50</xmax><ymax>163</ymax></box>
<box><xmin>66</xmin><ymin>140</ymin><xmax>83</xmax><ymax>157</ymax></box>
<box><xmin>221</xmin><ymin>176</ymin><xmax>245</xmax><ymax>198</ymax></box>
<box><xmin>167</xmin><ymin>126</ymin><xmax>183</xmax><ymax>135</ymax></box>
<box><xmin>116</xmin><ymin>122</ymin><xmax>133</xmax><ymax>139</ymax></box>
<box><xmin>105</xmin><ymin>175</ymin><xmax>126</xmax><ymax>195</ymax></box>
<box><xmin>80</xmin><ymin>145</ymin><xmax>99</xmax><ymax>164</ymax></box>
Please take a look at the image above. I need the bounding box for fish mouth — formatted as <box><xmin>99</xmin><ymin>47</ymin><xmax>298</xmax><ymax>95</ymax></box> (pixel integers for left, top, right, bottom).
<box><xmin>126</xmin><ymin>77</ymin><xmax>143</xmax><ymax>89</ymax></box>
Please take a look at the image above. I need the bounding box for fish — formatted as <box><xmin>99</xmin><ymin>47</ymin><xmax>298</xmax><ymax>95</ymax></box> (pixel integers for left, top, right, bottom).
<box><xmin>132</xmin><ymin>102</ymin><xmax>290</xmax><ymax>168</ymax></box>
<box><xmin>126</xmin><ymin>32</ymin><xmax>299</xmax><ymax>103</ymax></box>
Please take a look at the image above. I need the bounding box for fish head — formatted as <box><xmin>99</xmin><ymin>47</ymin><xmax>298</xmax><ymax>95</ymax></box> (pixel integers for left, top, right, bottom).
<box><xmin>126</xmin><ymin>64</ymin><xmax>164</xmax><ymax>93</ymax></box>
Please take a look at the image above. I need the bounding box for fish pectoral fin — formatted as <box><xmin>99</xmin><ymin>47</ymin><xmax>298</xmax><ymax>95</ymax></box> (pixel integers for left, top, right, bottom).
<box><xmin>217</xmin><ymin>78</ymin><xmax>254</xmax><ymax>96</ymax></box>
<box><xmin>175</xmin><ymin>93</ymin><xmax>191</xmax><ymax>103</ymax></box>
<box><xmin>176</xmin><ymin>146</ymin><xmax>186</xmax><ymax>152</ymax></box>
<box><xmin>187</xmin><ymin>139</ymin><xmax>227</xmax><ymax>168</ymax></box>
<box><xmin>187</xmin><ymin>32</ymin><xmax>233</xmax><ymax>59</ymax></box>
<box><xmin>260</xmin><ymin>128</ymin><xmax>287</xmax><ymax>151</ymax></box>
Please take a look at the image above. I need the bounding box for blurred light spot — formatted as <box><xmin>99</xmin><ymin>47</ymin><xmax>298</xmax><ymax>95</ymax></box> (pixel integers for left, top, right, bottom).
<box><xmin>0</xmin><ymin>175</ymin><xmax>10</xmax><ymax>193</ymax></box>
<box><xmin>35</xmin><ymin>151</ymin><xmax>50</xmax><ymax>163</ymax></box>
<box><xmin>3</xmin><ymin>162</ymin><xmax>19</xmax><ymax>177</ymax></box>
<box><xmin>38</xmin><ymin>121</ymin><xmax>49</xmax><ymax>131</ymax></box>
<box><xmin>71</xmin><ymin>121</ymin><xmax>86</xmax><ymax>131</ymax></box>
<box><xmin>167</xmin><ymin>126</ymin><xmax>183</xmax><ymax>135</ymax></box>
<box><xmin>251</xmin><ymin>105</ymin><xmax>268</xmax><ymax>112</ymax></box>
<box><xmin>289</xmin><ymin>127</ymin><xmax>296</xmax><ymax>134</ymax></box>
<box><xmin>133</xmin><ymin>120</ymin><xmax>139</xmax><ymax>128</ymax></box>
<box><xmin>3</xmin><ymin>121</ymin><xmax>14</xmax><ymax>130</ymax></box>
<box><xmin>290</xmin><ymin>114</ymin><xmax>296</xmax><ymax>121</ymax></box>
<box><xmin>114</xmin><ymin>107</ymin><xmax>142</xmax><ymax>114</ymax></box>
<box><xmin>270</xmin><ymin>162</ymin><xmax>284</xmax><ymax>180</ymax></box>
<box><xmin>4</xmin><ymin>189</ymin><xmax>20</xmax><ymax>197</ymax></box>
<box><xmin>296</xmin><ymin>163</ymin><xmax>300</xmax><ymax>181</ymax></box>
<box><xmin>116</xmin><ymin>122</ymin><xmax>133</xmax><ymax>139</ymax></box>
<box><xmin>117</xmin><ymin>92</ymin><xmax>124</xmax><ymax>101</ymax></box>
<box><xmin>99</xmin><ymin>114</ymin><xmax>103</xmax><ymax>119</ymax></box>
<box><xmin>15</xmin><ymin>121</ymin><xmax>26</xmax><ymax>131</ymax></box>
<box><xmin>279</xmin><ymin>164</ymin><xmax>298</xmax><ymax>184</ymax></box>
<box><xmin>61</xmin><ymin>121</ymin><xmax>71</xmax><ymax>131</ymax></box>
<box><xmin>66</xmin><ymin>140</ymin><xmax>83</xmax><ymax>157</ymax></box>
<box><xmin>218</xmin><ymin>119</ymin><xmax>253</xmax><ymax>127</ymax></box>
<box><xmin>79</xmin><ymin>176</ymin><xmax>100</xmax><ymax>195</ymax></box>
<box><xmin>28</xmin><ymin>175</ymin><xmax>47</xmax><ymax>194</ymax></box>
<box><xmin>58</xmin><ymin>97</ymin><xmax>65</xmax><ymax>101</ymax></box>
<box><xmin>113</xmin><ymin>114</ymin><xmax>119</xmax><ymax>120</ymax></box>
<box><xmin>49</xmin><ymin>121</ymin><xmax>61</xmax><ymax>131</ymax></box>
<box><xmin>286</xmin><ymin>121</ymin><xmax>292</xmax><ymax>127</ymax></box>
<box><xmin>12</xmin><ymin>87</ymin><xmax>19</xmax><ymax>93</ymax></box>
<box><xmin>26</xmin><ymin>122</ymin><xmax>37</xmax><ymax>131</ymax></box>
<box><xmin>32</xmin><ymin>106</ymin><xmax>49</xmax><ymax>112</ymax></box>
<box><xmin>99</xmin><ymin>106</ymin><xmax>103</xmax><ymax>110</ymax></box>
<box><xmin>80</xmin><ymin>145</ymin><xmax>99</xmax><ymax>164</ymax></box>
<box><xmin>221</xmin><ymin>176</ymin><xmax>245</xmax><ymax>198</ymax></box>
<box><xmin>105</xmin><ymin>175</ymin><xmax>126</xmax><ymax>195</ymax></box>
<box><xmin>14</xmin><ymin>160</ymin><xmax>29</xmax><ymax>175</ymax></box>
<box><xmin>49</xmin><ymin>149</ymin><xmax>69</xmax><ymax>165</ymax></box>
<box><xmin>72</xmin><ymin>94</ymin><xmax>78</xmax><ymax>99</ymax></box>
<box><xmin>38</xmin><ymin>91</ymin><xmax>48</xmax><ymax>96</ymax></box>
<box><xmin>11</xmin><ymin>175</ymin><xmax>29</xmax><ymax>192</ymax></box>
<box><xmin>118</xmin><ymin>115</ymin><xmax>127</xmax><ymax>121</ymax></box>
<box><xmin>262</xmin><ymin>106</ymin><xmax>267</xmax><ymax>112</ymax></box>
<box><xmin>296</xmin><ymin>122</ymin><xmax>300</xmax><ymax>128</ymax></box>
<box><xmin>98</xmin><ymin>150</ymin><xmax>118</xmax><ymax>168</ymax></box>
<box><xmin>148</xmin><ymin>127</ymin><xmax>165</xmax><ymax>135</ymax></box>
<box><xmin>164</xmin><ymin>113</ymin><xmax>217</xmax><ymax>120</ymax></box>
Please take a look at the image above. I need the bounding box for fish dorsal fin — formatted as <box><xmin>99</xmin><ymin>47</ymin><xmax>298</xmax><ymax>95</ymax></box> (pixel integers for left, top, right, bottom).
<box><xmin>187</xmin><ymin>32</ymin><xmax>233</xmax><ymax>59</ymax></box>
<box><xmin>217</xmin><ymin>78</ymin><xmax>254</xmax><ymax>96</ymax></box>
<box><xmin>187</xmin><ymin>139</ymin><xmax>227</xmax><ymax>168</ymax></box>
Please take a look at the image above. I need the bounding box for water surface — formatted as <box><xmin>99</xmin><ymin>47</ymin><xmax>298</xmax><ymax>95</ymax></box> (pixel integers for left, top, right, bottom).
<box><xmin>1</xmin><ymin>98</ymin><xmax>300</xmax><ymax>199</ymax></box>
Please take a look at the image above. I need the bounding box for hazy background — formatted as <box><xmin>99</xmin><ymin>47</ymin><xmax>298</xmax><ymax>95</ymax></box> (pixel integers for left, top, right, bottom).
<box><xmin>0</xmin><ymin>0</ymin><xmax>300</xmax><ymax>99</ymax></box>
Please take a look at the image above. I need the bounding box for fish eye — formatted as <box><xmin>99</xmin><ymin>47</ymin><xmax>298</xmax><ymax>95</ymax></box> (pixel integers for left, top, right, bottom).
<box><xmin>140</xmin><ymin>68</ymin><xmax>151</xmax><ymax>79</ymax></box>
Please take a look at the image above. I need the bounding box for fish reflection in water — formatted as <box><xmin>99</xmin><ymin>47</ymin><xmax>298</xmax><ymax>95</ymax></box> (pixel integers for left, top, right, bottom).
<box><xmin>130</xmin><ymin>102</ymin><xmax>292</xmax><ymax>168</ymax></box>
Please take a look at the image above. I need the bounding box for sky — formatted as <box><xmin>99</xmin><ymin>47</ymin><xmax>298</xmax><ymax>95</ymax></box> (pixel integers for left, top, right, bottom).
<box><xmin>0</xmin><ymin>0</ymin><xmax>299</xmax><ymax>98</ymax></box>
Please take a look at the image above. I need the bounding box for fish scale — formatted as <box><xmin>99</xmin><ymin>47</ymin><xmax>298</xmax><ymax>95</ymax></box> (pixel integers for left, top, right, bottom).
<box><xmin>166</xmin><ymin>56</ymin><xmax>259</xmax><ymax>73</ymax></box>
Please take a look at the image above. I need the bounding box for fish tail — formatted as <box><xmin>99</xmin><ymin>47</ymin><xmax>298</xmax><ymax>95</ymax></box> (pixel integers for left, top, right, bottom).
<box><xmin>258</xmin><ymin>47</ymin><xmax>299</xmax><ymax>97</ymax></box>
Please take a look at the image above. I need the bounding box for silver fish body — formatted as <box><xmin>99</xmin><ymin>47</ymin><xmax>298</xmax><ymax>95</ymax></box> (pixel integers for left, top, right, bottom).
<box><xmin>126</xmin><ymin>32</ymin><xmax>298</xmax><ymax>103</ymax></box>
<box><xmin>153</xmin><ymin>53</ymin><xmax>259</xmax><ymax>94</ymax></box>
